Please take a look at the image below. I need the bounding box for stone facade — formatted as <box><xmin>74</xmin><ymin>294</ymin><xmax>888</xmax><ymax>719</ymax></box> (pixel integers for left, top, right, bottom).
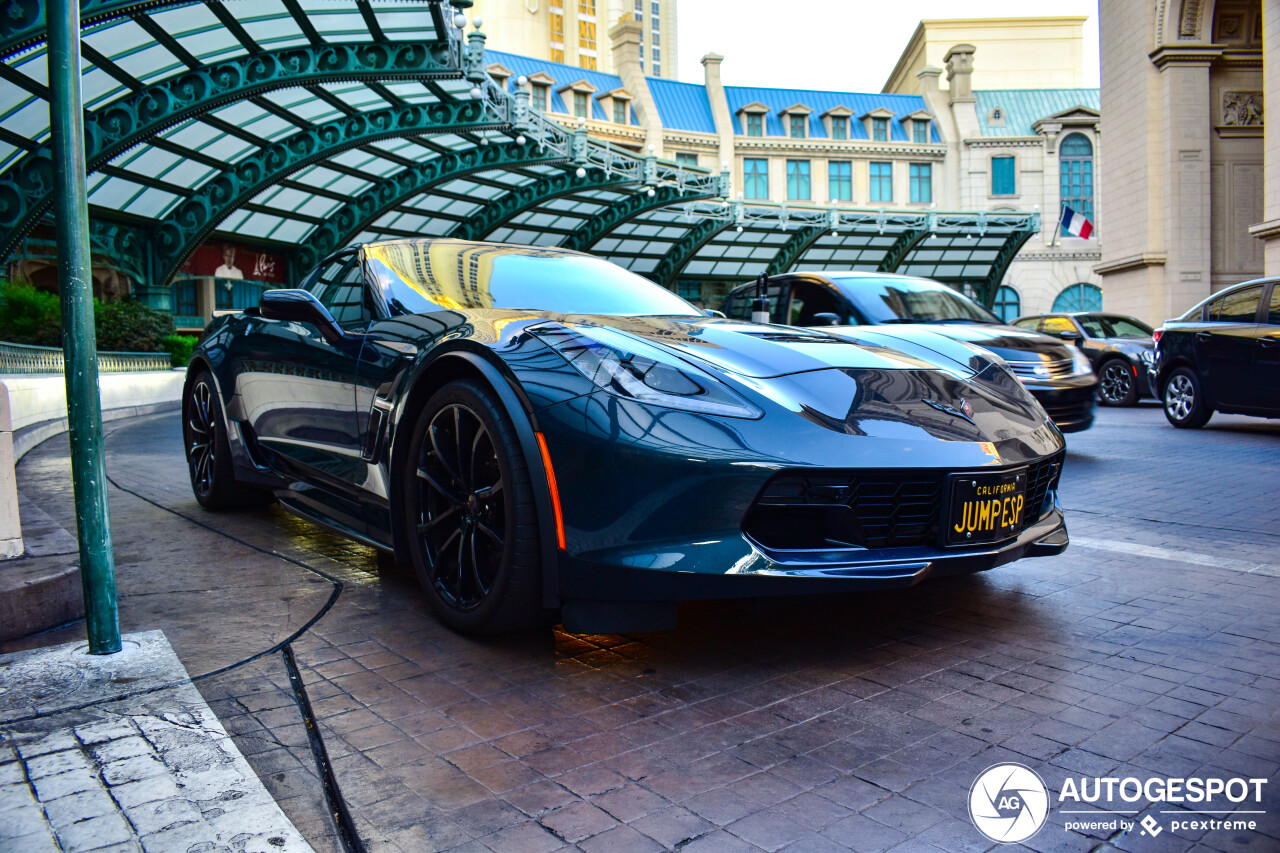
<box><xmin>1098</xmin><ymin>0</ymin><xmax>1269</xmax><ymax>326</ymax></box>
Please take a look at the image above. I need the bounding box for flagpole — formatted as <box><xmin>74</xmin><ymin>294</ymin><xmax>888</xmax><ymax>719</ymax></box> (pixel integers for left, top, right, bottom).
<box><xmin>1049</xmin><ymin>202</ymin><xmax>1066</xmax><ymax>247</ymax></box>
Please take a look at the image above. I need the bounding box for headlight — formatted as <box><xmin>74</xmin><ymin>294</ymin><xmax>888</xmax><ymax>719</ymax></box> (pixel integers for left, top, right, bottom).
<box><xmin>1070</xmin><ymin>348</ymin><xmax>1093</xmax><ymax>376</ymax></box>
<box><xmin>530</xmin><ymin>323</ymin><xmax>762</xmax><ymax>419</ymax></box>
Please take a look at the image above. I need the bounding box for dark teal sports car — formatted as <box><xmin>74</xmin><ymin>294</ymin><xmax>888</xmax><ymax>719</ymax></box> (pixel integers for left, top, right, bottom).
<box><xmin>184</xmin><ymin>239</ymin><xmax>1069</xmax><ymax>634</ymax></box>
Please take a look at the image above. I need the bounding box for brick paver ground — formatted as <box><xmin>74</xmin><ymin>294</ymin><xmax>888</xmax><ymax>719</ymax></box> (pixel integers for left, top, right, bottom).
<box><xmin>5</xmin><ymin>404</ymin><xmax>1278</xmax><ymax>852</ymax></box>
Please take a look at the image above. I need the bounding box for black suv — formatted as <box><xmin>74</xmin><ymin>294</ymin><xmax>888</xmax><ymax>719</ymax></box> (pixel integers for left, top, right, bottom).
<box><xmin>1013</xmin><ymin>312</ymin><xmax>1156</xmax><ymax>406</ymax></box>
<box><xmin>1154</xmin><ymin>277</ymin><xmax>1280</xmax><ymax>428</ymax></box>
<box><xmin>722</xmin><ymin>272</ymin><xmax>1098</xmax><ymax>432</ymax></box>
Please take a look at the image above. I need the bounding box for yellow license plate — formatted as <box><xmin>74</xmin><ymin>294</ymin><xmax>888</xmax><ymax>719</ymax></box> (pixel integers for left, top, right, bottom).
<box><xmin>946</xmin><ymin>470</ymin><xmax>1027</xmax><ymax>545</ymax></box>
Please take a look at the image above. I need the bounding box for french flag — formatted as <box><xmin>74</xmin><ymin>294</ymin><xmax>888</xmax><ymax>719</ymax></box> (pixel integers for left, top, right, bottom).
<box><xmin>1061</xmin><ymin>205</ymin><xmax>1093</xmax><ymax>239</ymax></box>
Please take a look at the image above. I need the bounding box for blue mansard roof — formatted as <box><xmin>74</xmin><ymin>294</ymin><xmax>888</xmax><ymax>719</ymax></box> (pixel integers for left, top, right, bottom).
<box><xmin>974</xmin><ymin>89</ymin><xmax>1101</xmax><ymax>137</ymax></box>
<box><xmin>724</xmin><ymin>87</ymin><xmax>938</xmax><ymax>141</ymax></box>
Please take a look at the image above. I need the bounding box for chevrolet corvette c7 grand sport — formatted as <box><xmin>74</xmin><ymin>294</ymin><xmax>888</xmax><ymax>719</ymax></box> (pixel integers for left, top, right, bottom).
<box><xmin>183</xmin><ymin>239</ymin><xmax>1069</xmax><ymax>634</ymax></box>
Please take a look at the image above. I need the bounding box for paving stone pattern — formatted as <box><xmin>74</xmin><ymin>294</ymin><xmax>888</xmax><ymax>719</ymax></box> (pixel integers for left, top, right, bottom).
<box><xmin>6</xmin><ymin>405</ymin><xmax>1280</xmax><ymax>852</ymax></box>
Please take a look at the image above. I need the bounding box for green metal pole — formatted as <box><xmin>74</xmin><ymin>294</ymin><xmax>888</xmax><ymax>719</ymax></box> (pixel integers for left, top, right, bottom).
<box><xmin>48</xmin><ymin>0</ymin><xmax>120</xmax><ymax>654</ymax></box>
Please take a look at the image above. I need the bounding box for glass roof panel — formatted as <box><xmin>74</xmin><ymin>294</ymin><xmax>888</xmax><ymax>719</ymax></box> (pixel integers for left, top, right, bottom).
<box><xmin>124</xmin><ymin>188</ymin><xmax>181</xmax><ymax>218</ymax></box>
<box><xmin>268</xmin><ymin>219</ymin><xmax>314</xmax><ymax>243</ymax></box>
<box><xmin>88</xmin><ymin>177</ymin><xmax>144</xmax><ymax>209</ymax></box>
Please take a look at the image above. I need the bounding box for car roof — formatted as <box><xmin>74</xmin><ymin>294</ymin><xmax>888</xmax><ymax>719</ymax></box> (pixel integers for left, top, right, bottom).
<box><xmin>1180</xmin><ymin>276</ymin><xmax>1279</xmax><ymax>315</ymax></box>
<box><xmin>727</xmin><ymin>270</ymin><xmax>940</xmax><ymax>293</ymax></box>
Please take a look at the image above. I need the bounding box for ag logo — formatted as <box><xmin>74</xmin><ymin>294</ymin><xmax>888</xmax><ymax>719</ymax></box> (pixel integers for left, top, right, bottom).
<box><xmin>969</xmin><ymin>763</ymin><xmax>1050</xmax><ymax>843</ymax></box>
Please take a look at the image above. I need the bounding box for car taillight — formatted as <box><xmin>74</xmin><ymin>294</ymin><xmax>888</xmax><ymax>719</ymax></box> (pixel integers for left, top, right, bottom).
<box><xmin>1153</xmin><ymin>328</ymin><xmax>1164</xmax><ymax>344</ymax></box>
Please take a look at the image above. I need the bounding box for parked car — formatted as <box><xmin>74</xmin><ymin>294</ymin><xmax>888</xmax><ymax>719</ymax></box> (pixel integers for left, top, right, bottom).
<box><xmin>1154</xmin><ymin>277</ymin><xmax>1280</xmax><ymax>428</ymax></box>
<box><xmin>1012</xmin><ymin>312</ymin><xmax>1156</xmax><ymax>406</ymax></box>
<box><xmin>184</xmin><ymin>240</ymin><xmax>1069</xmax><ymax>635</ymax></box>
<box><xmin>722</xmin><ymin>272</ymin><xmax>1098</xmax><ymax>432</ymax></box>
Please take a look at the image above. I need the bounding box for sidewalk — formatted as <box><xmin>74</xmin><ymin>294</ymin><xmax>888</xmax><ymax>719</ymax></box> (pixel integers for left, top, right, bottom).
<box><xmin>1</xmin><ymin>630</ymin><xmax>313</xmax><ymax>852</ymax></box>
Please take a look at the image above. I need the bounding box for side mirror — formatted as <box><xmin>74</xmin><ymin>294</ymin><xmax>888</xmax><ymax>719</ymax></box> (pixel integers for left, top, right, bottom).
<box><xmin>810</xmin><ymin>312</ymin><xmax>841</xmax><ymax>327</ymax></box>
<box><xmin>702</xmin><ymin>308</ymin><xmax>727</xmax><ymax>319</ymax></box>
<box><xmin>1057</xmin><ymin>329</ymin><xmax>1084</xmax><ymax>342</ymax></box>
<box><xmin>259</xmin><ymin>289</ymin><xmax>345</xmax><ymax>345</ymax></box>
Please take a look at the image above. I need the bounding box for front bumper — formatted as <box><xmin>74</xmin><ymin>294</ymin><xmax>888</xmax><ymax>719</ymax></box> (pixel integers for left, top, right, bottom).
<box><xmin>1024</xmin><ymin>378</ymin><xmax>1097</xmax><ymax>432</ymax></box>
<box><xmin>557</xmin><ymin>505</ymin><xmax>1069</xmax><ymax>602</ymax></box>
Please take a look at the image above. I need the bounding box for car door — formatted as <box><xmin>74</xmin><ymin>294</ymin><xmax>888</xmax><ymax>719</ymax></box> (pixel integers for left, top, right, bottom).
<box><xmin>787</xmin><ymin>279</ymin><xmax>853</xmax><ymax>326</ymax></box>
<box><xmin>1248</xmin><ymin>283</ymin><xmax>1280</xmax><ymax>412</ymax></box>
<box><xmin>241</xmin><ymin>252</ymin><xmax>370</xmax><ymax>497</ymax></box>
<box><xmin>1198</xmin><ymin>285</ymin><xmax>1263</xmax><ymax>407</ymax></box>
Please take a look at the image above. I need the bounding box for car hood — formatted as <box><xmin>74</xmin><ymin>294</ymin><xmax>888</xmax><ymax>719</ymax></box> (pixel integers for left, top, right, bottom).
<box><xmin>857</xmin><ymin>322</ymin><xmax>1078</xmax><ymax>362</ymax></box>
<box><xmin>551</xmin><ymin>315</ymin><xmax>990</xmax><ymax>379</ymax></box>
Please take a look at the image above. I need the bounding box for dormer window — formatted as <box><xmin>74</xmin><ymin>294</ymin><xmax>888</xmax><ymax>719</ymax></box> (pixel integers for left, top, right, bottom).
<box><xmin>988</xmin><ymin>107</ymin><xmax>1005</xmax><ymax>127</ymax></box>
<box><xmin>532</xmin><ymin>84</ymin><xmax>549</xmax><ymax>111</ymax></box>
<box><xmin>557</xmin><ymin>79</ymin><xmax>598</xmax><ymax>119</ymax></box>
<box><xmin>599</xmin><ymin>88</ymin><xmax>634</xmax><ymax>126</ymax></box>
<box><xmin>913</xmin><ymin>119</ymin><xmax>930</xmax><ymax>143</ymax></box>
<box><xmin>526</xmin><ymin>72</ymin><xmax>556</xmax><ymax>112</ymax></box>
<box><xmin>860</xmin><ymin>107</ymin><xmax>897</xmax><ymax>143</ymax></box>
<box><xmin>872</xmin><ymin>118</ymin><xmax>888</xmax><ymax>142</ymax></box>
<box><xmin>574</xmin><ymin>91</ymin><xmax>588</xmax><ymax>118</ymax></box>
<box><xmin>831</xmin><ymin>117</ymin><xmax>848</xmax><ymax>139</ymax></box>
<box><xmin>613</xmin><ymin>99</ymin><xmax>628</xmax><ymax>124</ymax></box>
<box><xmin>737</xmin><ymin>102</ymin><xmax>769</xmax><ymax>137</ymax></box>
<box><xmin>779</xmin><ymin>103</ymin><xmax>813</xmax><ymax>139</ymax></box>
<box><xmin>486</xmin><ymin>63</ymin><xmax>513</xmax><ymax>91</ymax></box>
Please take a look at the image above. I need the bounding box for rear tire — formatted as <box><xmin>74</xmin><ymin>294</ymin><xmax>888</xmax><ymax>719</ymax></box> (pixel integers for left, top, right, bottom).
<box><xmin>1163</xmin><ymin>367</ymin><xmax>1213</xmax><ymax>429</ymax></box>
<box><xmin>401</xmin><ymin>379</ymin><xmax>542</xmax><ymax>634</ymax></box>
<box><xmin>1097</xmin><ymin>358</ymin><xmax>1138</xmax><ymax>407</ymax></box>
<box><xmin>183</xmin><ymin>371</ymin><xmax>274</xmax><ymax>508</ymax></box>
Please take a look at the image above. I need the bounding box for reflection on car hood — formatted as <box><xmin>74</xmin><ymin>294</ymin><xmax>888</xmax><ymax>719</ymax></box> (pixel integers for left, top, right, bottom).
<box><xmin>560</xmin><ymin>315</ymin><xmax>983</xmax><ymax>378</ymax></box>
<box><xmin>855</xmin><ymin>322</ymin><xmax>1077</xmax><ymax>361</ymax></box>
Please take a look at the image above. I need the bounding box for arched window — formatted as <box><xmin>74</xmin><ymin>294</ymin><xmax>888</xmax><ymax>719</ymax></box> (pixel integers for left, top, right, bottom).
<box><xmin>1052</xmin><ymin>282</ymin><xmax>1102</xmax><ymax>312</ymax></box>
<box><xmin>1059</xmin><ymin>133</ymin><xmax>1094</xmax><ymax>225</ymax></box>
<box><xmin>992</xmin><ymin>285</ymin><xmax>1020</xmax><ymax>322</ymax></box>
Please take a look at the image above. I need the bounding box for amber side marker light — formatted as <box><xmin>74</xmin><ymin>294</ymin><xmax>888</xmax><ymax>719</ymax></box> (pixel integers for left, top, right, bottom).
<box><xmin>535</xmin><ymin>432</ymin><xmax>567</xmax><ymax>550</ymax></box>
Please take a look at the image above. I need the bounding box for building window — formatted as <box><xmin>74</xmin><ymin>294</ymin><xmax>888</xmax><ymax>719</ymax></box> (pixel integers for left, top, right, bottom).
<box><xmin>1052</xmin><ymin>282</ymin><xmax>1103</xmax><ymax>312</ymax></box>
<box><xmin>613</xmin><ymin>99</ymin><xmax>629</xmax><ymax>124</ymax></box>
<box><xmin>743</xmin><ymin>158</ymin><xmax>769</xmax><ymax>200</ymax></box>
<box><xmin>870</xmin><ymin>161</ymin><xmax>892</xmax><ymax>202</ymax></box>
<box><xmin>651</xmin><ymin>31</ymin><xmax>660</xmax><ymax>46</ymax></box>
<box><xmin>909</xmin><ymin>163</ymin><xmax>932</xmax><ymax>203</ymax></box>
<box><xmin>652</xmin><ymin>47</ymin><xmax>660</xmax><ymax>65</ymax></box>
<box><xmin>746</xmin><ymin>113</ymin><xmax>763</xmax><ymax>137</ymax></box>
<box><xmin>675</xmin><ymin>152</ymin><xmax>698</xmax><ymax>168</ymax></box>
<box><xmin>786</xmin><ymin>159</ymin><xmax>810</xmax><ymax>200</ymax></box>
<box><xmin>578</xmin><ymin>20</ymin><xmax>596</xmax><ymax>50</ymax></box>
<box><xmin>578</xmin><ymin>0</ymin><xmax>595</xmax><ymax>13</ymax></box>
<box><xmin>872</xmin><ymin>117</ymin><xmax>889</xmax><ymax>142</ymax></box>
<box><xmin>549</xmin><ymin>49</ymin><xmax>564</xmax><ymax>64</ymax></box>
<box><xmin>913</xmin><ymin>119</ymin><xmax>930</xmax><ymax>143</ymax></box>
<box><xmin>677</xmin><ymin>280</ymin><xmax>701</xmax><ymax>301</ymax></box>
<box><xmin>992</xmin><ymin>285</ymin><xmax>1020</xmax><ymax>322</ymax></box>
<box><xmin>174</xmin><ymin>280</ymin><xmax>198</xmax><ymax>316</ymax></box>
<box><xmin>579</xmin><ymin>55</ymin><xmax>597</xmax><ymax>70</ymax></box>
<box><xmin>828</xmin><ymin>161</ymin><xmax>852</xmax><ymax>201</ymax></box>
<box><xmin>532</xmin><ymin>83</ymin><xmax>549</xmax><ymax>111</ymax></box>
<box><xmin>550</xmin><ymin>12</ymin><xmax>563</xmax><ymax>41</ymax></box>
<box><xmin>789</xmin><ymin>115</ymin><xmax>806</xmax><ymax>138</ymax></box>
<box><xmin>573</xmin><ymin>91</ymin><xmax>588</xmax><ymax>118</ymax></box>
<box><xmin>1059</xmin><ymin>133</ymin><xmax>1094</xmax><ymax>224</ymax></box>
<box><xmin>991</xmin><ymin>155</ymin><xmax>1016</xmax><ymax>195</ymax></box>
<box><xmin>635</xmin><ymin>0</ymin><xmax>643</xmax><ymax>18</ymax></box>
<box><xmin>830</xmin><ymin>117</ymin><xmax>847</xmax><ymax>140</ymax></box>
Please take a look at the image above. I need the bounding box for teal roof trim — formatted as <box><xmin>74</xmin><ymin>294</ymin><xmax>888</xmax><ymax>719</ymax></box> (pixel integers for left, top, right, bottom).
<box><xmin>974</xmin><ymin>89</ymin><xmax>1100</xmax><ymax>137</ymax></box>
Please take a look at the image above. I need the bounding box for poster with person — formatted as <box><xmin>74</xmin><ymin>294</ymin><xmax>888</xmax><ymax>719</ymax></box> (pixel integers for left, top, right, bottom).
<box><xmin>181</xmin><ymin>241</ymin><xmax>286</xmax><ymax>284</ymax></box>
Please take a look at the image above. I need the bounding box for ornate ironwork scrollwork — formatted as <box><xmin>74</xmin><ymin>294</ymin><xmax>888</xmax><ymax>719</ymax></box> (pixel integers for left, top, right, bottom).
<box><xmin>446</xmin><ymin>166</ymin><xmax>632</xmax><ymax>243</ymax></box>
<box><xmin>559</xmin><ymin>184</ymin><xmax>716</xmax><ymax>253</ymax></box>
<box><xmin>650</xmin><ymin>218</ymin><xmax>726</xmax><ymax>288</ymax></box>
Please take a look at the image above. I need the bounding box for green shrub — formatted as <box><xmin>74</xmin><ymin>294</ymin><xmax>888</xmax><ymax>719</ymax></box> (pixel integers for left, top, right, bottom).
<box><xmin>162</xmin><ymin>334</ymin><xmax>199</xmax><ymax>367</ymax></box>
<box><xmin>0</xmin><ymin>281</ymin><xmax>63</xmax><ymax>347</ymax></box>
<box><xmin>93</xmin><ymin>299</ymin><xmax>175</xmax><ymax>353</ymax></box>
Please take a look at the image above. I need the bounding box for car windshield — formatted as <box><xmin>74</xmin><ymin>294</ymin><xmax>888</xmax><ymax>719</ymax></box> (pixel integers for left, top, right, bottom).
<box><xmin>365</xmin><ymin>242</ymin><xmax>702</xmax><ymax>317</ymax></box>
<box><xmin>1077</xmin><ymin>315</ymin><xmax>1153</xmax><ymax>339</ymax></box>
<box><xmin>827</xmin><ymin>275</ymin><xmax>1001</xmax><ymax>325</ymax></box>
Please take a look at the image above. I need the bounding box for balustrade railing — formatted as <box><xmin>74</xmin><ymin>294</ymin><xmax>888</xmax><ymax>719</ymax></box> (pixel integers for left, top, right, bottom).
<box><xmin>0</xmin><ymin>342</ymin><xmax>173</xmax><ymax>375</ymax></box>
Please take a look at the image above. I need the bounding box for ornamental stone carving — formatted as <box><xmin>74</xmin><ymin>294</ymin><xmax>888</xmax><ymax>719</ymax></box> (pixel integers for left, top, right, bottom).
<box><xmin>1223</xmin><ymin>91</ymin><xmax>1263</xmax><ymax>127</ymax></box>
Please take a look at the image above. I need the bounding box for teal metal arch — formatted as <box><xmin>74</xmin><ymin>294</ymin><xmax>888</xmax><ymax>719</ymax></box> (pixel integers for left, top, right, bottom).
<box><xmin>876</xmin><ymin>228</ymin><xmax>928</xmax><ymax>272</ymax></box>
<box><xmin>446</xmin><ymin>167</ymin><xmax>635</xmax><ymax>242</ymax></box>
<box><xmin>0</xmin><ymin>0</ymin><xmax>462</xmax><ymax>60</ymax></box>
<box><xmin>763</xmin><ymin>225</ymin><xmax>827</xmax><ymax>276</ymax></box>
<box><xmin>154</xmin><ymin>100</ymin><xmax>504</xmax><ymax>283</ymax></box>
<box><xmin>298</xmin><ymin>141</ymin><xmax>568</xmax><ymax>268</ymax></box>
<box><xmin>975</xmin><ymin>229</ymin><xmax>1038</xmax><ymax>308</ymax></box>
<box><xmin>652</xmin><ymin>219</ymin><xmax>726</xmax><ymax>287</ymax></box>
<box><xmin>0</xmin><ymin>40</ymin><xmax>460</xmax><ymax>259</ymax></box>
<box><xmin>560</xmin><ymin>184</ymin><xmax>717</xmax><ymax>253</ymax></box>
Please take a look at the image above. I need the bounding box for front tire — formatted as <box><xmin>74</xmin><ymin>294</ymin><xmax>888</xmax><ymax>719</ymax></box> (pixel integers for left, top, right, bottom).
<box><xmin>402</xmin><ymin>380</ymin><xmax>542</xmax><ymax>634</ymax></box>
<box><xmin>1163</xmin><ymin>367</ymin><xmax>1213</xmax><ymax>429</ymax></box>
<box><xmin>183</xmin><ymin>371</ymin><xmax>273</xmax><ymax>508</ymax></box>
<box><xmin>1097</xmin><ymin>358</ymin><xmax>1138</xmax><ymax>406</ymax></box>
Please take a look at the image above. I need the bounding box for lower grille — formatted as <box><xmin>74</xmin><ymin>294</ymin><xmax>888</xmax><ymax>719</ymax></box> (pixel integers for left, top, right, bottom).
<box><xmin>744</xmin><ymin>453</ymin><xmax>1064</xmax><ymax>552</ymax></box>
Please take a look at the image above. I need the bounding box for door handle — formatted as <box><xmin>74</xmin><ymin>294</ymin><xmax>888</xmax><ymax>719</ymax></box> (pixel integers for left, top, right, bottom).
<box><xmin>1260</xmin><ymin>337</ymin><xmax>1279</xmax><ymax>348</ymax></box>
<box><xmin>1195</xmin><ymin>331</ymin><xmax>1213</xmax><ymax>341</ymax></box>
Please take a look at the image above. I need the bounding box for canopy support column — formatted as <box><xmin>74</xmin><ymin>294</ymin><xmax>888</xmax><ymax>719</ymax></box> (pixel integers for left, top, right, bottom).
<box><xmin>49</xmin><ymin>0</ymin><xmax>119</xmax><ymax>655</ymax></box>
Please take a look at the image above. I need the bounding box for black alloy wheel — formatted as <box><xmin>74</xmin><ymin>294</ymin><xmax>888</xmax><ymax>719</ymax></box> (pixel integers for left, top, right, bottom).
<box><xmin>183</xmin><ymin>370</ymin><xmax>274</xmax><ymax>509</ymax></box>
<box><xmin>404</xmin><ymin>380</ymin><xmax>541</xmax><ymax>634</ymax></box>
<box><xmin>1097</xmin><ymin>358</ymin><xmax>1138</xmax><ymax>406</ymax></box>
<box><xmin>1163</xmin><ymin>367</ymin><xmax>1213</xmax><ymax>429</ymax></box>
